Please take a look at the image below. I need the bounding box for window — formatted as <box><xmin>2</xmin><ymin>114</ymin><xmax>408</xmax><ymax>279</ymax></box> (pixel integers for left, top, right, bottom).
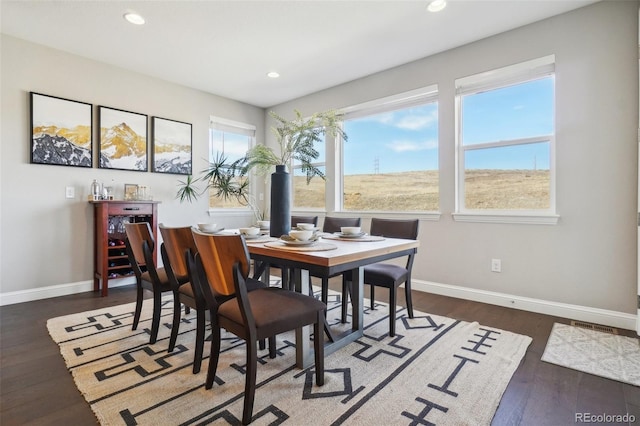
<box><xmin>456</xmin><ymin>56</ymin><xmax>555</xmax><ymax>216</ymax></box>
<box><xmin>209</xmin><ymin>116</ymin><xmax>255</xmax><ymax>209</ymax></box>
<box><xmin>340</xmin><ymin>87</ymin><xmax>439</xmax><ymax>212</ymax></box>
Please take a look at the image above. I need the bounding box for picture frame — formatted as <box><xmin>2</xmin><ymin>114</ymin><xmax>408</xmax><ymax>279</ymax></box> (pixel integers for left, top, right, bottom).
<box><xmin>98</xmin><ymin>106</ymin><xmax>148</xmax><ymax>171</ymax></box>
<box><xmin>124</xmin><ymin>184</ymin><xmax>139</xmax><ymax>201</ymax></box>
<box><xmin>30</xmin><ymin>92</ymin><xmax>93</xmax><ymax>167</ymax></box>
<box><xmin>152</xmin><ymin>116</ymin><xmax>192</xmax><ymax>175</ymax></box>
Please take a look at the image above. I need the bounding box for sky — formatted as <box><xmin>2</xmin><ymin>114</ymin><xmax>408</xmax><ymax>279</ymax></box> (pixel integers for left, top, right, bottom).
<box><xmin>342</xmin><ymin>76</ymin><xmax>554</xmax><ymax>175</ymax></box>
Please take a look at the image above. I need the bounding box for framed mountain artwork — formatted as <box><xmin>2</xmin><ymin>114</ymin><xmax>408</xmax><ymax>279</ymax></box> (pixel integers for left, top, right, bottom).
<box><xmin>30</xmin><ymin>92</ymin><xmax>93</xmax><ymax>167</ymax></box>
<box><xmin>98</xmin><ymin>106</ymin><xmax>148</xmax><ymax>171</ymax></box>
<box><xmin>151</xmin><ymin>116</ymin><xmax>192</xmax><ymax>175</ymax></box>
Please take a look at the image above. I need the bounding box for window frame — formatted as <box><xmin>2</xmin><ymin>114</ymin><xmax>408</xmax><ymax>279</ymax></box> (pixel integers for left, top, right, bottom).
<box><xmin>335</xmin><ymin>85</ymin><xmax>441</xmax><ymax>220</ymax></box>
<box><xmin>207</xmin><ymin>115</ymin><xmax>256</xmax><ymax>217</ymax></box>
<box><xmin>453</xmin><ymin>55</ymin><xmax>559</xmax><ymax>225</ymax></box>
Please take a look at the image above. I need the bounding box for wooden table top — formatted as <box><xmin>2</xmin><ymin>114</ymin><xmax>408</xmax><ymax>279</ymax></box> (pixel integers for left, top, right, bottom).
<box><xmin>247</xmin><ymin>236</ymin><xmax>419</xmax><ymax>268</ymax></box>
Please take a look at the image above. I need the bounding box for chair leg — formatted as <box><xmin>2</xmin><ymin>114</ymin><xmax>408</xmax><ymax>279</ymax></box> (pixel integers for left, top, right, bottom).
<box><xmin>243</xmin><ymin>339</ymin><xmax>258</xmax><ymax>425</ymax></box>
<box><xmin>149</xmin><ymin>290</ymin><xmax>162</xmax><ymax>344</ymax></box>
<box><xmin>205</xmin><ymin>319</ymin><xmax>221</xmax><ymax>389</ymax></box>
<box><xmin>405</xmin><ymin>279</ymin><xmax>414</xmax><ymax>318</ymax></box>
<box><xmin>268</xmin><ymin>336</ymin><xmax>276</xmax><ymax>358</ymax></box>
<box><xmin>168</xmin><ymin>293</ymin><xmax>181</xmax><ymax>352</ymax></box>
<box><xmin>314</xmin><ymin>312</ymin><xmax>324</xmax><ymax>386</ymax></box>
<box><xmin>389</xmin><ymin>287</ymin><xmax>397</xmax><ymax>337</ymax></box>
<box><xmin>370</xmin><ymin>285</ymin><xmax>375</xmax><ymax>310</ymax></box>
<box><xmin>132</xmin><ymin>283</ymin><xmax>143</xmax><ymax>331</ymax></box>
<box><xmin>193</xmin><ymin>309</ymin><xmax>205</xmax><ymax>374</ymax></box>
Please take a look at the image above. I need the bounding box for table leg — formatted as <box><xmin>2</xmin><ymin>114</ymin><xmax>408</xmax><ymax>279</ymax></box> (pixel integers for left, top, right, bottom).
<box><xmin>351</xmin><ymin>266</ymin><xmax>364</xmax><ymax>332</ymax></box>
<box><xmin>292</xmin><ymin>268</ymin><xmax>312</xmax><ymax>368</ymax></box>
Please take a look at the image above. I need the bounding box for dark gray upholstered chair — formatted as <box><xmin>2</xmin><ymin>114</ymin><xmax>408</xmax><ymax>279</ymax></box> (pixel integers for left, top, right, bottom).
<box><xmin>314</xmin><ymin>217</ymin><xmax>361</xmax><ymax>304</ymax></box>
<box><xmin>190</xmin><ymin>231</ymin><xmax>325</xmax><ymax>425</ymax></box>
<box><xmin>343</xmin><ymin>218</ymin><xmax>419</xmax><ymax>337</ymax></box>
<box><xmin>277</xmin><ymin>215</ymin><xmax>319</xmax><ymax>290</ymax></box>
<box><xmin>124</xmin><ymin>222</ymin><xmax>173</xmax><ymax>344</ymax></box>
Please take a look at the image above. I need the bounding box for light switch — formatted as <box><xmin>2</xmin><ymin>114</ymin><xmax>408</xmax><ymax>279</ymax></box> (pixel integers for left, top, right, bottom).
<box><xmin>65</xmin><ymin>186</ymin><xmax>75</xmax><ymax>199</ymax></box>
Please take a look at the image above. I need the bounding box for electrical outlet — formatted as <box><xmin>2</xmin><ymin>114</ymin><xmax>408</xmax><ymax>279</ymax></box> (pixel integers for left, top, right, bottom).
<box><xmin>491</xmin><ymin>258</ymin><xmax>502</xmax><ymax>273</ymax></box>
<box><xmin>65</xmin><ymin>186</ymin><xmax>75</xmax><ymax>199</ymax></box>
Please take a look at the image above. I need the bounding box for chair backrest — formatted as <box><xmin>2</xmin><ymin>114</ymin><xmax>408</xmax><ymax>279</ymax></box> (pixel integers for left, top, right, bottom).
<box><xmin>291</xmin><ymin>215</ymin><xmax>318</xmax><ymax>228</ymax></box>
<box><xmin>159</xmin><ymin>224</ymin><xmax>197</xmax><ymax>282</ymax></box>
<box><xmin>322</xmin><ymin>216</ymin><xmax>361</xmax><ymax>233</ymax></box>
<box><xmin>124</xmin><ymin>222</ymin><xmax>154</xmax><ymax>268</ymax></box>
<box><xmin>370</xmin><ymin>218</ymin><xmax>419</xmax><ymax>270</ymax></box>
<box><xmin>370</xmin><ymin>218</ymin><xmax>419</xmax><ymax>240</ymax></box>
<box><xmin>192</xmin><ymin>230</ymin><xmax>250</xmax><ymax>297</ymax></box>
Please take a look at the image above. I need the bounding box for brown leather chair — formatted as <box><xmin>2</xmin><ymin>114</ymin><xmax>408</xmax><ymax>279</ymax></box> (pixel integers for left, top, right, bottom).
<box><xmin>161</xmin><ymin>224</ymin><xmax>268</xmax><ymax>374</ymax></box>
<box><xmin>190</xmin><ymin>231</ymin><xmax>325</xmax><ymax>425</ymax></box>
<box><xmin>158</xmin><ymin>225</ymin><xmax>202</xmax><ymax>372</ymax></box>
<box><xmin>343</xmin><ymin>218</ymin><xmax>419</xmax><ymax>337</ymax></box>
<box><xmin>124</xmin><ymin>222</ymin><xmax>172</xmax><ymax>344</ymax></box>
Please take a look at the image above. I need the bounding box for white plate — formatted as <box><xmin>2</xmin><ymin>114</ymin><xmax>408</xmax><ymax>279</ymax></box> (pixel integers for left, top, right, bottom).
<box><xmin>199</xmin><ymin>227</ymin><xmax>225</xmax><ymax>234</ymax></box>
<box><xmin>334</xmin><ymin>232</ymin><xmax>367</xmax><ymax>238</ymax></box>
<box><xmin>280</xmin><ymin>236</ymin><xmax>317</xmax><ymax>246</ymax></box>
<box><xmin>242</xmin><ymin>234</ymin><xmax>262</xmax><ymax>240</ymax></box>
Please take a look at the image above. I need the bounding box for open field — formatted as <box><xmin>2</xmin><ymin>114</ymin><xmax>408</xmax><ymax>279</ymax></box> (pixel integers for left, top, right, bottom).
<box><xmin>294</xmin><ymin>169</ymin><xmax>550</xmax><ymax>211</ymax></box>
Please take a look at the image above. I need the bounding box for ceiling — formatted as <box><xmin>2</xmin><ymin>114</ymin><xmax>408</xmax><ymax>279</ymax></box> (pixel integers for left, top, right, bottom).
<box><xmin>1</xmin><ymin>0</ymin><xmax>598</xmax><ymax>108</ymax></box>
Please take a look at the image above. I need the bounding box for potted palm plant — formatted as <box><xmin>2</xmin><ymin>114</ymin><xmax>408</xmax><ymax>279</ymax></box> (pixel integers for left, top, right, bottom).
<box><xmin>246</xmin><ymin>109</ymin><xmax>346</xmax><ymax>236</ymax></box>
<box><xmin>176</xmin><ymin>109</ymin><xmax>346</xmax><ymax>234</ymax></box>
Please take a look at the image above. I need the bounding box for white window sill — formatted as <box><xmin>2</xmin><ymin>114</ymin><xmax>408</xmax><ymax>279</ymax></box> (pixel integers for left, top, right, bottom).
<box><xmin>452</xmin><ymin>212</ymin><xmax>559</xmax><ymax>225</ymax></box>
<box><xmin>207</xmin><ymin>208</ymin><xmax>253</xmax><ymax>217</ymax></box>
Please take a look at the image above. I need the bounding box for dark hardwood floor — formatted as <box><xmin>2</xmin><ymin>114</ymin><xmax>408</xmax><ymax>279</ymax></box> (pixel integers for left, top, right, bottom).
<box><xmin>1</xmin><ymin>282</ymin><xmax>639</xmax><ymax>425</ymax></box>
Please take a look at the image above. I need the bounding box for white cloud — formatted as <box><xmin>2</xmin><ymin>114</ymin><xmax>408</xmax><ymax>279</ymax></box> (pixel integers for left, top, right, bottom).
<box><xmin>386</xmin><ymin>139</ymin><xmax>438</xmax><ymax>152</ymax></box>
<box><xmin>396</xmin><ymin>113</ymin><xmax>437</xmax><ymax>130</ymax></box>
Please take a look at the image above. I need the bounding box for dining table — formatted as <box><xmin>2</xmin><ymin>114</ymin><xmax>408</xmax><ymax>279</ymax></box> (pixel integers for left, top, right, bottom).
<box><xmin>243</xmin><ymin>231</ymin><xmax>420</xmax><ymax>368</ymax></box>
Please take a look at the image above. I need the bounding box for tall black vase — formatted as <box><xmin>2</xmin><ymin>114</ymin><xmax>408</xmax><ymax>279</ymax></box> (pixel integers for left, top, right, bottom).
<box><xmin>270</xmin><ymin>165</ymin><xmax>291</xmax><ymax>237</ymax></box>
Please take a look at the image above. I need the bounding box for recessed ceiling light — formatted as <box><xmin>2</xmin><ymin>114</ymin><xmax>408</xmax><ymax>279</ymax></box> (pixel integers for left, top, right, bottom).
<box><xmin>267</xmin><ymin>71</ymin><xmax>280</xmax><ymax>79</ymax></box>
<box><xmin>427</xmin><ymin>0</ymin><xmax>447</xmax><ymax>12</ymax></box>
<box><xmin>124</xmin><ymin>12</ymin><xmax>145</xmax><ymax>25</ymax></box>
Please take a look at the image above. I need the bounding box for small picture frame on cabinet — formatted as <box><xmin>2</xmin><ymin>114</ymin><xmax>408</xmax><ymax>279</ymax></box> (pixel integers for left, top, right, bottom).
<box><xmin>124</xmin><ymin>184</ymin><xmax>139</xmax><ymax>201</ymax></box>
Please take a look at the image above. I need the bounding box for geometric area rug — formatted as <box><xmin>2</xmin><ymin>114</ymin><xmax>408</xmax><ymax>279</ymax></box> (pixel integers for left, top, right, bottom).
<box><xmin>542</xmin><ymin>322</ymin><xmax>640</xmax><ymax>387</ymax></box>
<box><xmin>47</xmin><ymin>289</ymin><xmax>532</xmax><ymax>425</ymax></box>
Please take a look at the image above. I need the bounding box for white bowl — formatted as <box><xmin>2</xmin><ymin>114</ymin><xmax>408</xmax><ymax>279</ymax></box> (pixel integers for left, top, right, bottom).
<box><xmin>197</xmin><ymin>223</ymin><xmax>218</xmax><ymax>232</ymax></box>
<box><xmin>297</xmin><ymin>223</ymin><xmax>315</xmax><ymax>230</ymax></box>
<box><xmin>257</xmin><ymin>220</ymin><xmax>270</xmax><ymax>229</ymax></box>
<box><xmin>341</xmin><ymin>226</ymin><xmax>361</xmax><ymax>235</ymax></box>
<box><xmin>239</xmin><ymin>227</ymin><xmax>260</xmax><ymax>236</ymax></box>
<box><xmin>289</xmin><ymin>229</ymin><xmax>313</xmax><ymax>241</ymax></box>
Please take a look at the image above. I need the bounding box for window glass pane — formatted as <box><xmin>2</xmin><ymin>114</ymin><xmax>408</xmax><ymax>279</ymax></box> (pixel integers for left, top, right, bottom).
<box><xmin>343</xmin><ymin>103</ymin><xmax>438</xmax><ymax>211</ymax></box>
<box><xmin>464</xmin><ymin>142</ymin><xmax>550</xmax><ymax>210</ymax></box>
<box><xmin>462</xmin><ymin>77</ymin><xmax>554</xmax><ymax>145</ymax></box>
<box><xmin>293</xmin><ymin>135</ymin><xmax>326</xmax><ymax>209</ymax></box>
<box><xmin>294</xmin><ymin>165</ymin><xmax>326</xmax><ymax>209</ymax></box>
<box><xmin>209</xmin><ymin>129</ymin><xmax>251</xmax><ymax>209</ymax></box>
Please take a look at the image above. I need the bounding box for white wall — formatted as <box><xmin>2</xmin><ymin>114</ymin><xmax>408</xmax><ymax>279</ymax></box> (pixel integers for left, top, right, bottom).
<box><xmin>1</xmin><ymin>2</ymin><xmax>638</xmax><ymax>330</ymax></box>
<box><xmin>0</xmin><ymin>35</ymin><xmax>264</xmax><ymax>297</ymax></box>
<box><xmin>275</xmin><ymin>1</ymin><xmax>639</xmax><ymax>320</ymax></box>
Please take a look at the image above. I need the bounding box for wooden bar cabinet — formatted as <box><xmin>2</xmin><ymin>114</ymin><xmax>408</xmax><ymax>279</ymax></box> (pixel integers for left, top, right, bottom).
<box><xmin>90</xmin><ymin>200</ymin><xmax>160</xmax><ymax>297</ymax></box>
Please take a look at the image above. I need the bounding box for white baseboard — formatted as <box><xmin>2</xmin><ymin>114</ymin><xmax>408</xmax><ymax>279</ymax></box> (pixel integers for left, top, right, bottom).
<box><xmin>0</xmin><ymin>277</ymin><xmax>136</xmax><ymax>306</ymax></box>
<box><xmin>413</xmin><ymin>279</ymin><xmax>637</xmax><ymax>332</ymax></box>
<box><xmin>2</xmin><ymin>277</ymin><xmax>636</xmax><ymax>332</ymax></box>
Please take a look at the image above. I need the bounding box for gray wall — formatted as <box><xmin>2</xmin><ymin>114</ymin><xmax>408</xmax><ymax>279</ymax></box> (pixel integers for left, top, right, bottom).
<box><xmin>1</xmin><ymin>1</ymin><xmax>638</xmax><ymax>325</ymax></box>
<box><xmin>275</xmin><ymin>1</ymin><xmax>639</xmax><ymax>316</ymax></box>
<box><xmin>0</xmin><ymin>35</ymin><xmax>265</xmax><ymax>295</ymax></box>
